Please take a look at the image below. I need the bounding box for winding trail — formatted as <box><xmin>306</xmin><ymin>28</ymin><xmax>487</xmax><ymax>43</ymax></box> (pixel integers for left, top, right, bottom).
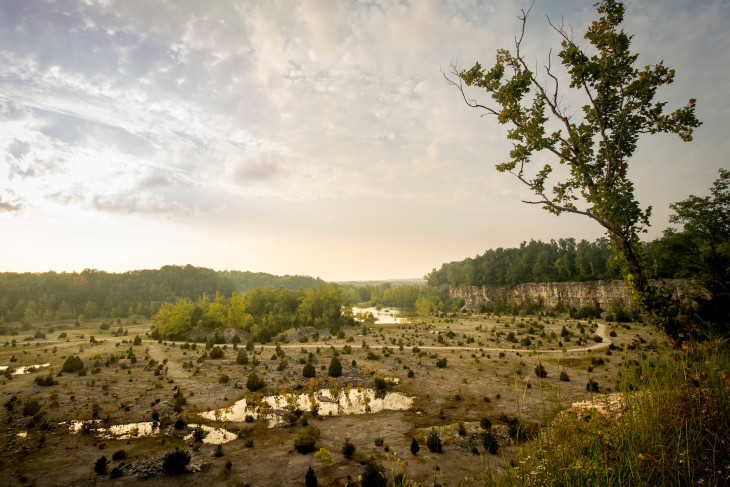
<box><xmin>253</xmin><ymin>322</ymin><xmax>611</xmax><ymax>355</ymax></box>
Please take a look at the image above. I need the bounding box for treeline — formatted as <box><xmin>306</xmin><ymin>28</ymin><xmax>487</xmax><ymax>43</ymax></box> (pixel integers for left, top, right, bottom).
<box><xmin>0</xmin><ymin>265</ymin><xmax>324</xmax><ymax>323</ymax></box>
<box><xmin>154</xmin><ymin>284</ymin><xmax>352</xmax><ymax>342</ymax></box>
<box><xmin>426</xmin><ymin>238</ymin><xmax>625</xmax><ymax>288</ymax></box>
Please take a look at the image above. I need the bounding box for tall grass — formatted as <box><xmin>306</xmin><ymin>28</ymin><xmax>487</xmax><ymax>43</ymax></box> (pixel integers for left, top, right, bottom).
<box><xmin>498</xmin><ymin>340</ymin><xmax>730</xmax><ymax>487</ymax></box>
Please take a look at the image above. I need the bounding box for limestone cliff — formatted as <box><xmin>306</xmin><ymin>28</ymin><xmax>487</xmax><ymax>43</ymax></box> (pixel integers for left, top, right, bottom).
<box><xmin>446</xmin><ymin>279</ymin><xmax>692</xmax><ymax>311</ymax></box>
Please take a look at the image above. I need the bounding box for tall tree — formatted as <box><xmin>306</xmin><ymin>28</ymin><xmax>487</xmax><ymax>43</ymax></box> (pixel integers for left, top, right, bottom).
<box><xmin>446</xmin><ymin>0</ymin><xmax>700</xmax><ymax>339</ymax></box>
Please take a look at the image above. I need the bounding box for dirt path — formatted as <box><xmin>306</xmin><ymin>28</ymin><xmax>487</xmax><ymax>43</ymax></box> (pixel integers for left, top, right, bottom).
<box><xmin>261</xmin><ymin>321</ymin><xmax>611</xmax><ymax>354</ymax></box>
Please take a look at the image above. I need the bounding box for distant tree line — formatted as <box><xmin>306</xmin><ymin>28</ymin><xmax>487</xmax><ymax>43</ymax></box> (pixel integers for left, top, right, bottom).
<box><xmin>426</xmin><ymin>238</ymin><xmax>625</xmax><ymax>288</ymax></box>
<box><xmin>0</xmin><ymin>265</ymin><xmax>324</xmax><ymax>323</ymax></box>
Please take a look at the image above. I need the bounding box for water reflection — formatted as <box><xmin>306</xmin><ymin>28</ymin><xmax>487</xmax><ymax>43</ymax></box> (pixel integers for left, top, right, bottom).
<box><xmin>0</xmin><ymin>363</ymin><xmax>51</xmax><ymax>375</ymax></box>
<box><xmin>352</xmin><ymin>307</ymin><xmax>408</xmax><ymax>324</ymax></box>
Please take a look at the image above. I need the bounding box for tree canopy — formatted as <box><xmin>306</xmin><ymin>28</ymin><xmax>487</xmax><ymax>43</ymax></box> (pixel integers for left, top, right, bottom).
<box><xmin>447</xmin><ymin>0</ymin><xmax>700</xmax><ymax>339</ymax></box>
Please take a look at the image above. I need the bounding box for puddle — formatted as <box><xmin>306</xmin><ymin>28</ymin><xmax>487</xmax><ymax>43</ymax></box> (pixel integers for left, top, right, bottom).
<box><xmin>66</xmin><ymin>421</ymin><xmax>237</xmax><ymax>444</ymax></box>
<box><xmin>0</xmin><ymin>363</ymin><xmax>51</xmax><ymax>375</ymax></box>
<box><xmin>352</xmin><ymin>307</ymin><xmax>408</xmax><ymax>324</ymax></box>
<box><xmin>200</xmin><ymin>388</ymin><xmax>413</xmax><ymax>427</ymax></box>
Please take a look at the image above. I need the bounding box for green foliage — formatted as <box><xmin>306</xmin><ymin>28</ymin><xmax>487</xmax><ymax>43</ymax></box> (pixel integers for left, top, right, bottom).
<box><xmin>236</xmin><ymin>349</ymin><xmax>248</xmax><ymax>365</ymax></box>
<box><xmin>560</xmin><ymin>370</ymin><xmax>571</xmax><ymax>382</ymax></box>
<box><xmin>302</xmin><ymin>362</ymin><xmax>316</xmax><ymax>378</ymax></box>
<box><xmin>428</xmin><ymin>238</ymin><xmax>623</xmax><ymax>287</ymax></box>
<box><xmin>162</xmin><ymin>448</ymin><xmax>190</xmax><ymax>475</ymax></box>
<box><xmin>246</xmin><ymin>372</ymin><xmax>265</xmax><ymax>392</ymax></box>
<box><xmin>34</xmin><ymin>374</ymin><xmax>57</xmax><ymax>386</ymax></box>
<box><xmin>483</xmin><ymin>430</ymin><xmax>499</xmax><ymax>454</ymax></box>
<box><xmin>327</xmin><ymin>356</ymin><xmax>342</xmax><ymax>377</ymax></box>
<box><xmin>294</xmin><ymin>426</ymin><xmax>321</xmax><ymax>454</ymax></box>
<box><xmin>111</xmin><ymin>449</ymin><xmax>126</xmax><ymax>461</ymax></box>
<box><xmin>436</xmin><ymin>357</ymin><xmax>447</xmax><ymax>368</ymax></box>
<box><xmin>449</xmin><ymin>0</ymin><xmax>700</xmax><ymax>337</ymax></box>
<box><xmin>426</xmin><ymin>429</ymin><xmax>443</xmax><ymax>453</ymax></box>
<box><xmin>534</xmin><ymin>363</ymin><xmax>547</xmax><ymax>378</ymax></box>
<box><xmin>342</xmin><ymin>437</ymin><xmax>356</xmax><ymax>458</ymax></box>
<box><xmin>361</xmin><ymin>461</ymin><xmax>387</xmax><ymax>487</ymax></box>
<box><xmin>503</xmin><ymin>342</ymin><xmax>730</xmax><ymax>486</ymax></box>
<box><xmin>62</xmin><ymin>355</ymin><xmax>84</xmax><ymax>373</ymax></box>
<box><xmin>209</xmin><ymin>346</ymin><xmax>223</xmax><ymax>359</ymax></box>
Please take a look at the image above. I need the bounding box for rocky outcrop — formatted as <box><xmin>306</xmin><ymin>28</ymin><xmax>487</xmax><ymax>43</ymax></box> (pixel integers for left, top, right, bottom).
<box><xmin>446</xmin><ymin>279</ymin><xmax>693</xmax><ymax>311</ymax></box>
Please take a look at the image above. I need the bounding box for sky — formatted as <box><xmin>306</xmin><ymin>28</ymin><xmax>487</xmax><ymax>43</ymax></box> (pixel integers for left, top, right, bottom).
<box><xmin>1</xmin><ymin>0</ymin><xmax>728</xmax><ymax>282</ymax></box>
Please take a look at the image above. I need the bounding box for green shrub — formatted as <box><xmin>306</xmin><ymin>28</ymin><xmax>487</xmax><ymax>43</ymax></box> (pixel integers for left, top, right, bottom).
<box><xmin>436</xmin><ymin>357</ymin><xmax>447</xmax><ymax>368</ymax></box>
<box><xmin>328</xmin><ymin>356</ymin><xmax>342</xmax><ymax>377</ymax></box>
<box><xmin>111</xmin><ymin>449</ymin><xmax>126</xmax><ymax>461</ymax></box>
<box><xmin>361</xmin><ymin>461</ymin><xmax>387</xmax><ymax>487</ymax></box>
<box><xmin>410</xmin><ymin>437</ymin><xmax>420</xmax><ymax>455</ymax></box>
<box><xmin>209</xmin><ymin>346</ymin><xmax>224</xmax><ymax>359</ymax></box>
<box><xmin>480</xmin><ymin>417</ymin><xmax>492</xmax><ymax>430</ymax></box>
<box><xmin>294</xmin><ymin>426</ymin><xmax>320</xmax><ymax>453</ymax></box>
<box><xmin>94</xmin><ymin>456</ymin><xmax>108</xmax><ymax>475</ymax></box>
<box><xmin>535</xmin><ymin>363</ymin><xmax>547</xmax><ymax>378</ymax></box>
<box><xmin>246</xmin><ymin>372</ymin><xmax>265</xmax><ymax>392</ymax></box>
<box><xmin>62</xmin><ymin>355</ymin><xmax>84</xmax><ymax>373</ymax></box>
<box><xmin>162</xmin><ymin>448</ymin><xmax>190</xmax><ymax>475</ymax></box>
<box><xmin>305</xmin><ymin>466</ymin><xmax>317</xmax><ymax>487</ymax></box>
<box><xmin>560</xmin><ymin>371</ymin><xmax>570</xmax><ymax>382</ymax></box>
<box><xmin>342</xmin><ymin>437</ymin><xmax>356</xmax><ymax>458</ymax></box>
<box><xmin>236</xmin><ymin>350</ymin><xmax>248</xmax><ymax>365</ymax></box>
<box><xmin>110</xmin><ymin>467</ymin><xmax>123</xmax><ymax>479</ymax></box>
<box><xmin>302</xmin><ymin>362</ymin><xmax>316</xmax><ymax>378</ymax></box>
<box><xmin>426</xmin><ymin>429</ymin><xmax>443</xmax><ymax>453</ymax></box>
<box><xmin>586</xmin><ymin>379</ymin><xmax>599</xmax><ymax>392</ymax></box>
<box><xmin>483</xmin><ymin>430</ymin><xmax>499</xmax><ymax>454</ymax></box>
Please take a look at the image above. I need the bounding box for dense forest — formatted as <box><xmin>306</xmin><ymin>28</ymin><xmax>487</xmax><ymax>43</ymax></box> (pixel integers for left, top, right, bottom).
<box><xmin>153</xmin><ymin>284</ymin><xmax>351</xmax><ymax>342</ymax></box>
<box><xmin>0</xmin><ymin>265</ymin><xmax>323</xmax><ymax>323</ymax></box>
<box><xmin>425</xmin><ymin>237</ymin><xmax>685</xmax><ymax>288</ymax></box>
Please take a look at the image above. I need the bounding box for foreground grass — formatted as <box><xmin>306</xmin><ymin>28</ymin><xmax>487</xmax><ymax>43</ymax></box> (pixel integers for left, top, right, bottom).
<box><xmin>493</xmin><ymin>339</ymin><xmax>730</xmax><ymax>487</ymax></box>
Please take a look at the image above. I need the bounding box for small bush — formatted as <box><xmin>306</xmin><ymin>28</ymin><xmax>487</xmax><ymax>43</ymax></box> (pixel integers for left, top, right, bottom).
<box><xmin>426</xmin><ymin>429</ymin><xmax>443</xmax><ymax>453</ymax></box>
<box><xmin>342</xmin><ymin>437</ymin><xmax>356</xmax><ymax>458</ymax></box>
<box><xmin>328</xmin><ymin>356</ymin><xmax>342</xmax><ymax>377</ymax></box>
<box><xmin>586</xmin><ymin>379</ymin><xmax>599</xmax><ymax>392</ymax></box>
<box><xmin>361</xmin><ymin>461</ymin><xmax>387</xmax><ymax>487</ymax></box>
<box><xmin>480</xmin><ymin>417</ymin><xmax>492</xmax><ymax>430</ymax></box>
<box><xmin>236</xmin><ymin>350</ymin><xmax>248</xmax><ymax>365</ymax></box>
<box><xmin>110</xmin><ymin>467</ymin><xmax>123</xmax><ymax>479</ymax></box>
<box><xmin>410</xmin><ymin>437</ymin><xmax>420</xmax><ymax>455</ymax></box>
<box><xmin>111</xmin><ymin>449</ymin><xmax>126</xmax><ymax>461</ymax></box>
<box><xmin>483</xmin><ymin>431</ymin><xmax>499</xmax><ymax>454</ymax></box>
<box><xmin>374</xmin><ymin>436</ymin><xmax>385</xmax><ymax>446</ymax></box>
<box><xmin>209</xmin><ymin>346</ymin><xmax>224</xmax><ymax>359</ymax></box>
<box><xmin>162</xmin><ymin>448</ymin><xmax>190</xmax><ymax>475</ymax></box>
<box><xmin>534</xmin><ymin>363</ymin><xmax>547</xmax><ymax>378</ymax></box>
<box><xmin>560</xmin><ymin>370</ymin><xmax>571</xmax><ymax>382</ymax></box>
<box><xmin>62</xmin><ymin>355</ymin><xmax>84</xmax><ymax>373</ymax></box>
<box><xmin>294</xmin><ymin>427</ymin><xmax>321</xmax><ymax>454</ymax></box>
<box><xmin>94</xmin><ymin>456</ymin><xmax>108</xmax><ymax>475</ymax></box>
<box><xmin>436</xmin><ymin>358</ymin><xmax>447</xmax><ymax>368</ymax></box>
<box><xmin>302</xmin><ymin>362</ymin><xmax>316</xmax><ymax>378</ymax></box>
<box><xmin>246</xmin><ymin>372</ymin><xmax>265</xmax><ymax>392</ymax></box>
<box><xmin>305</xmin><ymin>466</ymin><xmax>317</xmax><ymax>487</ymax></box>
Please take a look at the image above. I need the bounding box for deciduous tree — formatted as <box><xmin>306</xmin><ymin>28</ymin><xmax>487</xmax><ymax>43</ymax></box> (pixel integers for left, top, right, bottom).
<box><xmin>447</xmin><ymin>0</ymin><xmax>700</xmax><ymax>340</ymax></box>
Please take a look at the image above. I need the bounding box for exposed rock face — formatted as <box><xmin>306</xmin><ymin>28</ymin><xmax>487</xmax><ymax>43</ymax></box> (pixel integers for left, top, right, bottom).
<box><xmin>446</xmin><ymin>279</ymin><xmax>692</xmax><ymax>311</ymax></box>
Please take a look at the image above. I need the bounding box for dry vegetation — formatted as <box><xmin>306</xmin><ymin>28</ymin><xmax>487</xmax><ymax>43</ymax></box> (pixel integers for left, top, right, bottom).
<box><xmin>0</xmin><ymin>312</ymin><xmax>678</xmax><ymax>485</ymax></box>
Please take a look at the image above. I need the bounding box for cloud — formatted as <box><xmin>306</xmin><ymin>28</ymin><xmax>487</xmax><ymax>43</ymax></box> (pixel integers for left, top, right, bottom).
<box><xmin>0</xmin><ymin>100</ymin><xmax>29</xmax><ymax>121</ymax></box>
<box><xmin>0</xmin><ymin>189</ymin><xmax>23</xmax><ymax>213</ymax></box>
<box><xmin>91</xmin><ymin>193</ymin><xmax>194</xmax><ymax>217</ymax></box>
